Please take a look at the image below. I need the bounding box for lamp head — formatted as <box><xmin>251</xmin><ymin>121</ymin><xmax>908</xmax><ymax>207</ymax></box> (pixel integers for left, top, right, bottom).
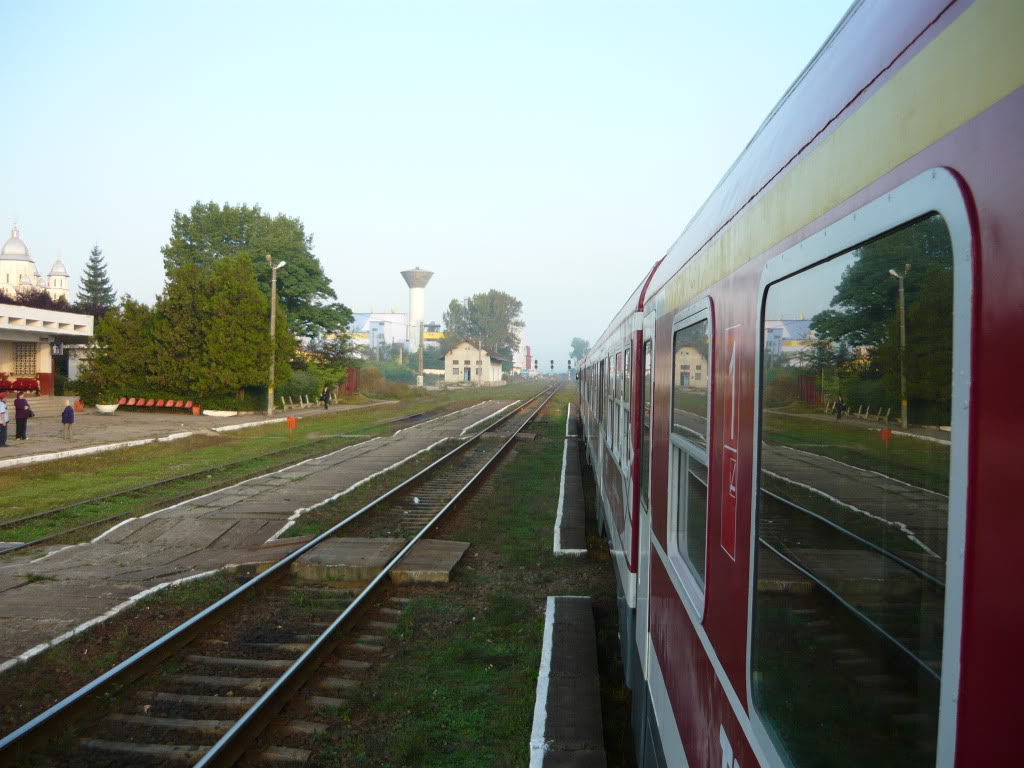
<box><xmin>276</xmin><ymin>261</ymin><xmax>287</xmax><ymax>270</ymax></box>
<box><xmin>888</xmin><ymin>269</ymin><xmax>899</xmax><ymax>278</ymax></box>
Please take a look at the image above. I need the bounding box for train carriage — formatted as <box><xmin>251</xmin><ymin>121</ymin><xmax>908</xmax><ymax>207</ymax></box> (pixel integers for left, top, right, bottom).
<box><xmin>579</xmin><ymin>0</ymin><xmax>1023</xmax><ymax>765</ymax></box>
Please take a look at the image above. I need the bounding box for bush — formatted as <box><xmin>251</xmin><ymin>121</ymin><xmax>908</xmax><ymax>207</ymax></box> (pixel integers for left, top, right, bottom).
<box><xmin>375</xmin><ymin>361</ymin><xmax>416</xmax><ymax>384</ymax></box>
<box><xmin>357</xmin><ymin>366</ymin><xmax>427</xmax><ymax>400</ymax></box>
<box><xmin>279</xmin><ymin>369</ymin><xmax>321</xmax><ymax>401</ymax></box>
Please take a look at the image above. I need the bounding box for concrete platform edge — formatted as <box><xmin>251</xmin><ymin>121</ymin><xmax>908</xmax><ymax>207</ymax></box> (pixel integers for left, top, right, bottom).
<box><xmin>554</xmin><ymin>404</ymin><xmax>586</xmax><ymax>557</ymax></box>
<box><xmin>529</xmin><ymin>595</ymin><xmax>606</xmax><ymax>767</ymax></box>
<box><xmin>0</xmin><ymin>566</ymin><xmax>223</xmax><ymax>675</ymax></box>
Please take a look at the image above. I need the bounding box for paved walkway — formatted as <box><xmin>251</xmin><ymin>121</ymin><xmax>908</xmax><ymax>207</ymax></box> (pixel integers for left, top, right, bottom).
<box><xmin>0</xmin><ymin>395</ymin><xmax>392</xmax><ymax>468</ymax></box>
<box><xmin>0</xmin><ymin>399</ymin><xmax>513</xmax><ymax>670</ymax></box>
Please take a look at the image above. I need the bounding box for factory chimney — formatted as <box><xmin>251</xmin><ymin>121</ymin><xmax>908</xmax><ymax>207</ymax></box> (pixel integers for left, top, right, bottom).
<box><xmin>401</xmin><ymin>267</ymin><xmax>433</xmax><ymax>353</ymax></box>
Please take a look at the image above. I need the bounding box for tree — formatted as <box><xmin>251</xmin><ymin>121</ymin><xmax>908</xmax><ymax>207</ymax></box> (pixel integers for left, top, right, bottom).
<box><xmin>570</xmin><ymin>337</ymin><xmax>591</xmax><ymax>361</ymax></box>
<box><xmin>75</xmin><ymin>245</ymin><xmax>117</xmax><ymax>313</ymax></box>
<box><xmin>82</xmin><ymin>257</ymin><xmax>295</xmax><ymax>400</ymax></box>
<box><xmin>160</xmin><ymin>202</ymin><xmax>353</xmax><ymax>338</ymax></box>
<box><xmin>81</xmin><ymin>297</ymin><xmax>157</xmax><ymax>397</ymax></box>
<box><xmin>809</xmin><ymin>216</ymin><xmax>952</xmax><ymax>348</ymax></box>
<box><xmin>442</xmin><ymin>290</ymin><xmax>524</xmax><ymax>365</ymax></box>
<box><xmin>298</xmin><ymin>333</ymin><xmax>358</xmax><ymax>384</ymax></box>
<box><xmin>199</xmin><ymin>254</ymin><xmax>293</xmax><ymax>394</ymax></box>
<box><xmin>4</xmin><ymin>288</ymin><xmax>72</xmax><ymax>312</ymax></box>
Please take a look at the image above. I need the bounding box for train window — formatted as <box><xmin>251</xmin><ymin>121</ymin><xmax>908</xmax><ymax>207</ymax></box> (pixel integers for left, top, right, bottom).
<box><xmin>640</xmin><ymin>340</ymin><xmax>652</xmax><ymax>506</ymax></box>
<box><xmin>669</xmin><ymin>317</ymin><xmax>711</xmax><ymax>597</ymax></box>
<box><xmin>671</xmin><ymin>321</ymin><xmax>710</xmax><ymax>449</ymax></box>
<box><xmin>618</xmin><ymin>348</ymin><xmax>626</xmax><ymax>405</ymax></box>
<box><xmin>752</xmin><ymin>214</ymin><xmax>956</xmax><ymax>768</ymax></box>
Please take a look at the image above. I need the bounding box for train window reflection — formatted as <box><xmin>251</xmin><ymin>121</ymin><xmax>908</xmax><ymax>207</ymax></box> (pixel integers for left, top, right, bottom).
<box><xmin>752</xmin><ymin>214</ymin><xmax>954</xmax><ymax>768</ymax></box>
<box><xmin>670</xmin><ymin>320</ymin><xmax>710</xmax><ymax>593</ymax></box>
<box><xmin>672</xmin><ymin>321</ymin><xmax>709</xmax><ymax>449</ymax></box>
<box><xmin>640</xmin><ymin>341</ymin><xmax>652</xmax><ymax>506</ymax></box>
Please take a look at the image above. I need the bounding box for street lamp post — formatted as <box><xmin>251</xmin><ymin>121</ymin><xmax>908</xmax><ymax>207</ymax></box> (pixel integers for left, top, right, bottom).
<box><xmin>267</xmin><ymin>256</ymin><xmax>287</xmax><ymax>416</ymax></box>
<box><xmin>888</xmin><ymin>264</ymin><xmax>910</xmax><ymax>429</ymax></box>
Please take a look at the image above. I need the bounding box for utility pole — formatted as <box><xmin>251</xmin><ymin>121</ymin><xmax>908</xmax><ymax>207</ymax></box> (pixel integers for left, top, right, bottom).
<box><xmin>417</xmin><ymin>322</ymin><xmax>425</xmax><ymax>387</ymax></box>
<box><xmin>888</xmin><ymin>264</ymin><xmax>910</xmax><ymax>429</ymax></box>
<box><xmin>267</xmin><ymin>255</ymin><xmax>287</xmax><ymax>416</ymax></box>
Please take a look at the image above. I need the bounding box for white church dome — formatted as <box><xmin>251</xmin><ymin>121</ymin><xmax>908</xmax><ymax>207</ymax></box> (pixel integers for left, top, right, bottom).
<box><xmin>1</xmin><ymin>225</ymin><xmax>32</xmax><ymax>262</ymax></box>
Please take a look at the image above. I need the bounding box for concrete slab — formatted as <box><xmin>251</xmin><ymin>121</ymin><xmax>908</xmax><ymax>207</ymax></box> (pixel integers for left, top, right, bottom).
<box><xmin>555</xmin><ymin>432</ymin><xmax>588</xmax><ymax>555</ymax></box>
<box><xmin>292</xmin><ymin>538</ymin><xmax>405</xmax><ymax>581</ymax></box>
<box><xmin>391</xmin><ymin>539</ymin><xmax>470</xmax><ymax>584</ymax></box>
<box><xmin>532</xmin><ymin>596</ymin><xmax>606</xmax><ymax>768</ymax></box>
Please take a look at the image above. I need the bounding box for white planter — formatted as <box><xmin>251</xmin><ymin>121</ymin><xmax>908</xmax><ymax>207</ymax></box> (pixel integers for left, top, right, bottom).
<box><xmin>203</xmin><ymin>410</ymin><xmax>238</xmax><ymax>418</ymax></box>
<box><xmin>95</xmin><ymin>404</ymin><xmax>119</xmax><ymax>414</ymax></box>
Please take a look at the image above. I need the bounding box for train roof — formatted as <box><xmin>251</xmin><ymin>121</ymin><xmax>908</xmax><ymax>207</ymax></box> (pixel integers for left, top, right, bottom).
<box><xmin>589</xmin><ymin>257</ymin><xmax>662</xmax><ymax>356</ymax></box>
<box><xmin>644</xmin><ymin>0</ymin><xmax>951</xmax><ymax>300</ymax></box>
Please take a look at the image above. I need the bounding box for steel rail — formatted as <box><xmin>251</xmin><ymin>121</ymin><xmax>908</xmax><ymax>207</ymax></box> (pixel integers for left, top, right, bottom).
<box><xmin>760</xmin><ymin>488</ymin><xmax>945</xmax><ymax>588</ymax></box>
<box><xmin>193</xmin><ymin>384</ymin><xmax>561</xmax><ymax>767</ymax></box>
<box><xmin>758</xmin><ymin>537</ymin><xmax>941</xmax><ymax>682</ymax></box>
<box><xmin>0</xmin><ymin>384</ymin><xmax>558</xmax><ymax>763</ymax></box>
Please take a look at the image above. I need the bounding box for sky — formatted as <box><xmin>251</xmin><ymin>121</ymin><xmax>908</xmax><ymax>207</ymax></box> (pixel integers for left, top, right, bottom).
<box><xmin>2</xmin><ymin>0</ymin><xmax>852</xmax><ymax>373</ymax></box>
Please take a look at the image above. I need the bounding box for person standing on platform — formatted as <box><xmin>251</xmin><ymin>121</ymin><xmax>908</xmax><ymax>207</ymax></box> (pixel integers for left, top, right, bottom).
<box><xmin>61</xmin><ymin>400</ymin><xmax>75</xmax><ymax>440</ymax></box>
<box><xmin>0</xmin><ymin>393</ymin><xmax>8</xmax><ymax>447</ymax></box>
<box><xmin>13</xmin><ymin>391</ymin><xmax>30</xmax><ymax>440</ymax></box>
<box><xmin>320</xmin><ymin>385</ymin><xmax>331</xmax><ymax>410</ymax></box>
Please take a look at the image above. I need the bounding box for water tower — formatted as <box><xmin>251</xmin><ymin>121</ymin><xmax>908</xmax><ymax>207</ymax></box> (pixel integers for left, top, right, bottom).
<box><xmin>401</xmin><ymin>267</ymin><xmax>433</xmax><ymax>352</ymax></box>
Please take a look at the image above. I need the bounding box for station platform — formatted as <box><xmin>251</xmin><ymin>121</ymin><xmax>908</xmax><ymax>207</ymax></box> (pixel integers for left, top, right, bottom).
<box><xmin>0</xmin><ymin>400</ymin><xmax>514</xmax><ymax>671</ymax></box>
<box><xmin>531</xmin><ymin>596</ymin><xmax>607</xmax><ymax>767</ymax></box>
<box><xmin>0</xmin><ymin>395</ymin><xmax>391</xmax><ymax>469</ymax></box>
<box><xmin>554</xmin><ymin>404</ymin><xmax>587</xmax><ymax>555</ymax></box>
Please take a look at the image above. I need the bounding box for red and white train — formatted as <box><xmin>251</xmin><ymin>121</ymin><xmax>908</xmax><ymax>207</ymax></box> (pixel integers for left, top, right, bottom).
<box><xmin>578</xmin><ymin>1</ymin><xmax>1022</xmax><ymax>765</ymax></box>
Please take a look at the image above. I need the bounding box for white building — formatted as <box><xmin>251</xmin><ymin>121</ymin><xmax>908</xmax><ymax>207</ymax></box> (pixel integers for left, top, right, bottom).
<box><xmin>0</xmin><ymin>304</ymin><xmax>93</xmax><ymax>395</ymax></box>
<box><xmin>0</xmin><ymin>225</ymin><xmax>72</xmax><ymax>302</ymax></box>
<box><xmin>444</xmin><ymin>341</ymin><xmax>507</xmax><ymax>386</ymax></box>
<box><xmin>348</xmin><ymin>312</ymin><xmax>444</xmax><ymax>352</ymax></box>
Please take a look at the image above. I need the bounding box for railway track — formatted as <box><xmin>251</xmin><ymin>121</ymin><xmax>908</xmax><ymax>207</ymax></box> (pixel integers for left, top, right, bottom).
<box><xmin>0</xmin><ymin>385</ymin><xmax>560</xmax><ymax>767</ymax></box>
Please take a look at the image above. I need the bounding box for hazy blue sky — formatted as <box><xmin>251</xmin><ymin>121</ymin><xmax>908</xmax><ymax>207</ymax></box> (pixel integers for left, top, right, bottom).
<box><xmin>2</xmin><ymin>0</ymin><xmax>851</xmax><ymax>371</ymax></box>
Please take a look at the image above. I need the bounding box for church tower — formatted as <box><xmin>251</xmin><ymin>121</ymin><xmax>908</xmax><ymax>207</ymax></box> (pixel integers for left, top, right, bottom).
<box><xmin>47</xmin><ymin>258</ymin><xmax>70</xmax><ymax>300</ymax></box>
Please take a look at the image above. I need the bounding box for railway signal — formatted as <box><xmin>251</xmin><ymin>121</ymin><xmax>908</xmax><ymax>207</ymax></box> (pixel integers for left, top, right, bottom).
<box><xmin>550</xmin><ymin>360</ymin><xmax>554</xmax><ymax>372</ymax></box>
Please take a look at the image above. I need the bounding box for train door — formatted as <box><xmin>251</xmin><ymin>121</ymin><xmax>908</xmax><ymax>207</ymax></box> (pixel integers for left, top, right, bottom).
<box><xmin>634</xmin><ymin>309</ymin><xmax>666</xmax><ymax>768</ymax></box>
<box><xmin>636</xmin><ymin>313</ymin><xmax>655</xmax><ymax>673</ymax></box>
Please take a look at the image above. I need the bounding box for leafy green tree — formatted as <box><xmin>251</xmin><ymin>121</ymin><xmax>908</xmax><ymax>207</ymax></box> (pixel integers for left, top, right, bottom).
<box><xmin>75</xmin><ymin>245</ymin><xmax>117</xmax><ymax>313</ymax></box>
<box><xmin>151</xmin><ymin>263</ymin><xmax>208</xmax><ymax>391</ymax></box>
<box><xmin>442</xmin><ymin>290</ymin><xmax>524</xmax><ymax>365</ymax></box>
<box><xmin>160</xmin><ymin>202</ymin><xmax>353</xmax><ymax>337</ymax></box>
<box><xmin>570</xmin><ymin>337</ymin><xmax>591</xmax><ymax>361</ymax></box>
<box><xmin>200</xmin><ymin>254</ymin><xmax>293</xmax><ymax>395</ymax></box>
<box><xmin>876</xmin><ymin>264</ymin><xmax>953</xmax><ymax>411</ymax></box>
<box><xmin>810</xmin><ymin>216</ymin><xmax>952</xmax><ymax>348</ymax></box>
<box><xmin>298</xmin><ymin>334</ymin><xmax>357</xmax><ymax>384</ymax></box>
<box><xmin>81</xmin><ymin>297</ymin><xmax>156</xmax><ymax>398</ymax></box>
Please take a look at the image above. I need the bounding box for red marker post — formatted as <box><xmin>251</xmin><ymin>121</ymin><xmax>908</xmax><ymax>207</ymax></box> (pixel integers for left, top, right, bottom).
<box><xmin>287</xmin><ymin>416</ymin><xmax>298</xmax><ymax>436</ymax></box>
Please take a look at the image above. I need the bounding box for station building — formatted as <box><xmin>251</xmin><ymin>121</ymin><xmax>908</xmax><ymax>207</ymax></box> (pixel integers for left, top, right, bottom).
<box><xmin>444</xmin><ymin>341</ymin><xmax>507</xmax><ymax>386</ymax></box>
<box><xmin>0</xmin><ymin>225</ymin><xmax>92</xmax><ymax>395</ymax></box>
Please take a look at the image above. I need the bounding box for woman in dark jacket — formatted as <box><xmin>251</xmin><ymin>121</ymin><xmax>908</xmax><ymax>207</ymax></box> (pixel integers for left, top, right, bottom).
<box><xmin>320</xmin><ymin>385</ymin><xmax>331</xmax><ymax>410</ymax></box>
<box><xmin>61</xmin><ymin>400</ymin><xmax>75</xmax><ymax>440</ymax></box>
<box><xmin>13</xmin><ymin>391</ymin><xmax>30</xmax><ymax>440</ymax></box>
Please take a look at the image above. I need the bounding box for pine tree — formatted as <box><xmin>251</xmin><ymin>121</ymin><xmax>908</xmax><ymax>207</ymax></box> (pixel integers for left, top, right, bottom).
<box><xmin>76</xmin><ymin>245</ymin><xmax>118</xmax><ymax>311</ymax></box>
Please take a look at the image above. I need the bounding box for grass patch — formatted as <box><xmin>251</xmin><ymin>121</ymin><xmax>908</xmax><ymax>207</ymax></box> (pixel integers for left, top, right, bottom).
<box><xmin>763</xmin><ymin>411</ymin><xmax>949</xmax><ymax>492</ymax></box>
<box><xmin>312</xmin><ymin>388</ymin><xmax>634</xmax><ymax>767</ymax></box>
